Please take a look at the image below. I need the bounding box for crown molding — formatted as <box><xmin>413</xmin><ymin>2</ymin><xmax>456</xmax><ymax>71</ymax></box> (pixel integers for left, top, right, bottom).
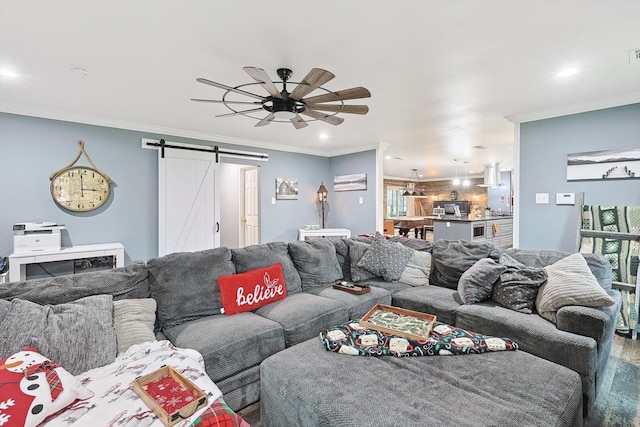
<box><xmin>0</xmin><ymin>103</ymin><xmax>373</xmax><ymax>158</ymax></box>
<box><xmin>505</xmin><ymin>92</ymin><xmax>640</xmax><ymax>124</ymax></box>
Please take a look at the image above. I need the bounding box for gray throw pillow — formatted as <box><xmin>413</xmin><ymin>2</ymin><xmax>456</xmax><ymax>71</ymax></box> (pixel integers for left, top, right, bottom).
<box><xmin>332</xmin><ymin>238</ymin><xmax>352</xmax><ymax>281</ymax></box>
<box><xmin>430</xmin><ymin>240</ymin><xmax>496</xmax><ymax>289</ymax></box>
<box><xmin>458</xmin><ymin>258</ymin><xmax>507</xmax><ymax>304</ymax></box>
<box><xmin>357</xmin><ymin>232</ymin><xmax>414</xmax><ymax>281</ymax></box>
<box><xmin>113</xmin><ymin>298</ymin><xmax>157</xmax><ymax>354</ymax></box>
<box><xmin>491</xmin><ymin>254</ymin><xmax>547</xmax><ymax>314</ymax></box>
<box><xmin>536</xmin><ymin>253</ymin><xmax>615</xmax><ymax>323</ymax></box>
<box><xmin>288</xmin><ymin>239</ymin><xmax>343</xmax><ymax>291</ymax></box>
<box><xmin>0</xmin><ymin>295</ymin><xmax>117</xmax><ymax>375</ymax></box>
<box><xmin>398</xmin><ymin>250</ymin><xmax>432</xmax><ymax>286</ymax></box>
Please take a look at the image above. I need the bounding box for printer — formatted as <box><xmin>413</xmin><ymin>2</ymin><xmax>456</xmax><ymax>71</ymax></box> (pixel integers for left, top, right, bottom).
<box><xmin>13</xmin><ymin>222</ymin><xmax>65</xmax><ymax>254</ymax></box>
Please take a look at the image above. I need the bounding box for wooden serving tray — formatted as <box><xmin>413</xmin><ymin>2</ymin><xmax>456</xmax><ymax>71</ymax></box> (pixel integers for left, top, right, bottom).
<box><xmin>332</xmin><ymin>281</ymin><xmax>371</xmax><ymax>294</ymax></box>
<box><xmin>132</xmin><ymin>365</ymin><xmax>208</xmax><ymax>426</ymax></box>
<box><xmin>359</xmin><ymin>304</ymin><xmax>436</xmax><ymax>341</ymax></box>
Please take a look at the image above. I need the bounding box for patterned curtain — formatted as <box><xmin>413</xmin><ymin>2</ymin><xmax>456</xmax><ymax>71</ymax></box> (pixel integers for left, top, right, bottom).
<box><xmin>579</xmin><ymin>205</ymin><xmax>640</xmax><ymax>335</ymax></box>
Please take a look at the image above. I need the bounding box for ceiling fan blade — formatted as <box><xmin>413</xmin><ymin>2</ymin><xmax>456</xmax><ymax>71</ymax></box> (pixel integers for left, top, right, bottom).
<box><xmin>289</xmin><ymin>68</ymin><xmax>335</xmax><ymax>100</ymax></box>
<box><xmin>215</xmin><ymin>107</ymin><xmax>265</xmax><ymax>118</ymax></box>
<box><xmin>243</xmin><ymin>67</ymin><xmax>282</xmax><ymax>99</ymax></box>
<box><xmin>191</xmin><ymin>98</ymin><xmax>262</xmax><ymax>105</ymax></box>
<box><xmin>301</xmin><ymin>109</ymin><xmax>344</xmax><ymax>126</ymax></box>
<box><xmin>307</xmin><ymin>104</ymin><xmax>369</xmax><ymax>115</ymax></box>
<box><xmin>196</xmin><ymin>78</ymin><xmax>266</xmax><ymax>101</ymax></box>
<box><xmin>303</xmin><ymin>87</ymin><xmax>371</xmax><ymax>104</ymax></box>
<box><xmin>291</xmin><ymin>115</ymin><xmax>308</xmax><ymax>129</ymax></box>
<box><xmin>255</xmin><ymin>113</ymin><xmax>276</xmax><ymax>127</ymax></box>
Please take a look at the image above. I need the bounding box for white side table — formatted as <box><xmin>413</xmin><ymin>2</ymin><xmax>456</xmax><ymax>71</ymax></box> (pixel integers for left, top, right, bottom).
<box><xmin>8</xmin><ymin>243</ymin><xmax>125</xmax><ymax>282</ymax></box>
<box><xmin>298</xmin><ymin>228</ymin><xmax>351</xmax><ymax>241</ymax></box>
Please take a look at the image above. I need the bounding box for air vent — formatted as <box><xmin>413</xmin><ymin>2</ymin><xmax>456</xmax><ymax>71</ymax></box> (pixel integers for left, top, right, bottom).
<box><xmin>630</xmin><ymin>47</ymin><xmax>640</xmax><ymax>64</ymax></box>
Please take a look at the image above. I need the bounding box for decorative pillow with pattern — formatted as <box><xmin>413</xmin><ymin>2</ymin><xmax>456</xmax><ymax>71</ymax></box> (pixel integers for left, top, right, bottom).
<box><xmin>0</xmin><ymin>348</ymin><xmax>93</xmax><ymax>427</ymax></box>
<box><xmin>491</xmin><ymin>254</ymin><xmax>548</xmax><ymax>313</ymax></box>
<box><xmin>113</xmin><ymin>298</ymin><xmax>157</xmax><ymax>354</ymax></box>
<box><xmin>218</xmin><ymin>263</ymin><xmax>287</xmax><ymax>315</ymax></box>
<box><xmin>398</xmin><ymin>250</ymin><xmax>432</xmax><ymax>286</ymax></box>
<box><xmin>348</xmin><ymin>240</ymin><xmax>379</xmax><ymax>282</ymax></box>
<box><xmin>357</xmin><ymin>232</ymin><xmax>414</xmax><ymax>281</ymax></box>
<box><xmin>458</xmin><ymin>258</ymin><xmax>507</xmax><ymax>304</ymax></box>
<box><xmin>536</xmin><ymin>253</ymin><xmax>615</xmax><ymax>323</ymax></box>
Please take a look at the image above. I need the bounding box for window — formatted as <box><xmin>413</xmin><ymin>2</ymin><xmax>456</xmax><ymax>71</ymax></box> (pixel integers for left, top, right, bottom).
<box><xmin>386</xmin><ymin>186</ymin><xmax>408</xmax><ymax>217</ymax></box>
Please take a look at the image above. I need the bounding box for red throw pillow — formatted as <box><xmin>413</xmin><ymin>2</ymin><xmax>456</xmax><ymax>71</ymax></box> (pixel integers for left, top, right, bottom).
<box><xmin>218</xmin><ymin>263</ymin><xmax>287</xmax><ymax>315</ymax></box>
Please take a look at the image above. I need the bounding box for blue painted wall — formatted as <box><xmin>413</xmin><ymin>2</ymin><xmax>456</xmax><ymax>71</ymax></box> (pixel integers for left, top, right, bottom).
<box><xmin>0</xmin><ymin>113</ymin><xmax>377</xmax><ymax>265</ymax></box>
<box><xmin>519</xmin><ymin>103</ymin><xmax>640</xmax><ymax>252</ymax></box>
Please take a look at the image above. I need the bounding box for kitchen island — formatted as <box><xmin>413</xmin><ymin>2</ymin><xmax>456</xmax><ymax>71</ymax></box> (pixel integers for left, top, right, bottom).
<box><xmin>432</xmin><ymin>215</ymin><xmax>513</xmax><ymax>248</ymax></box>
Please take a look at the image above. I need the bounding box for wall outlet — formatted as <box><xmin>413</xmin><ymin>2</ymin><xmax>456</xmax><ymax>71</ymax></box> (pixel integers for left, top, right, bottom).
<box><xmin>359</xmin><ymin>197</ymin><xmax>363</xmax><ymax>205</ymax></box>
<box><xmin>535</xmin><ymin>193</ymin><xmax>549</xmax><ymax>204</ymax></box>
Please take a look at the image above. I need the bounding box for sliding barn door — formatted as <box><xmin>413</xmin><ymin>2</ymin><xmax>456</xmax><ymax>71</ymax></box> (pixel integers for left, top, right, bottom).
<box><xmin>158</xmin><ymin>147</ymin><xmax>220</xmax><ymax>256</ymax></box>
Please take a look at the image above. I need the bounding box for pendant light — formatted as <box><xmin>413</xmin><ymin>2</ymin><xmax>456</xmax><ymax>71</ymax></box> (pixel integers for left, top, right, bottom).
<box><xmin>452</xmin><ymin>159</ymin><xmax>460</xmax><ymax>186</ymax></box>
<box><xmin>463</xmin><ymin>161</ymin><xmax>470</xmax><ymax>186</ymax></box>
<box><xmin>403</xmin><ymin>169</ymin><xmax>424</xmax><ymax>197</ymax></box>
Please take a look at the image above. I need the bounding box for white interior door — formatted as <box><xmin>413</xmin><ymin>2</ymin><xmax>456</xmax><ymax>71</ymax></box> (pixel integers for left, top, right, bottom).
<box><xmin>158</xmin><ymin>147</ymin><xmax>220</xmax><ymax>256</ymax></box>
<box><xmin>242</xmin><ymin>167</ymin><xmax>259</xmax><ymax>246</ymax></box>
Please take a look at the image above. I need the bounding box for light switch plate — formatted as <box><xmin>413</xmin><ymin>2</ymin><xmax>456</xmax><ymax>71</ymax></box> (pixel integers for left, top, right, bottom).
<box><xmin>535</xmin><ymin>193</ymin><xmax>549</xmax><ymax>204</ymax></box>
<box><xmin>556</xmin><ymin>193</ymin><xmax>575</xmax><ymax>205</ymax></box>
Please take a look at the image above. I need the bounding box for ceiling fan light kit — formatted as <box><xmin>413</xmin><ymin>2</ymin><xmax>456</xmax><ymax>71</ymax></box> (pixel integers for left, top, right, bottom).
<box><xmin>193</xmin><ymin>66</ymin><xmax>371</xmax><ymax>129</ymax></box>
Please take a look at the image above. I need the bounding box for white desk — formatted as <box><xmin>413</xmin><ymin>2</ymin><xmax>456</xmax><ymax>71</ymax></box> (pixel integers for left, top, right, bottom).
<box><xmin>298</xmin><ymin>228</ymin><xmax>351</xmax><ymax>241</ymax></box>
<box><xmin>8</xmin><ymin>243</ymin><xmax>125</xmax><ymax>282</ymax></box>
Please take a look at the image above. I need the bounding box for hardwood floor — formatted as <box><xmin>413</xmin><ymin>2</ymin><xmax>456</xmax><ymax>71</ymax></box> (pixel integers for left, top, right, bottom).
<box><xmin>238</xmin><ymin>334</ymin><xmax>639</xmax><ymax>427</ymax></box>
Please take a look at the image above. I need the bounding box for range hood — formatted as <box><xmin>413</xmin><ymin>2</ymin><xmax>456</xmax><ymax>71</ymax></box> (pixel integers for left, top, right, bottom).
<box><xmin>477</xmin><ymin>163</ymin><xmax>501</xmax><ymax>187</ymax></box>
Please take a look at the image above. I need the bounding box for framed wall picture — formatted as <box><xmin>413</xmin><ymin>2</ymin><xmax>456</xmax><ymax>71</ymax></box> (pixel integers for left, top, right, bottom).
<box><xmin>276</xmin><ymin>178</ymin><xmax>299</xmax><ymax>200</ymax></box>
<box><xmin>567</xmin><ymin>148</ymin><xmax>640</xmax><ymax>181</ymax></box>
<box><xmin>334</xmin><ymin>173</ymin><xmax>367</xmax><ymax>192</ymax></box>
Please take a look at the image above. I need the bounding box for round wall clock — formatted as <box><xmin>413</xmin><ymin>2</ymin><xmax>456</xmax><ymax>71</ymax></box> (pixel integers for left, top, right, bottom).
<box><xmin>50</xmin><ymin>166</ymin><xmax>111</xmax><ymax>212</ymax></box>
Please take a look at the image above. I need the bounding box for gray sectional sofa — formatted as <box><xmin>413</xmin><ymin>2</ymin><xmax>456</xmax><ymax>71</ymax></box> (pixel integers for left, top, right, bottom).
<box><xmin>0</xmin><ymin>236</ymin><xmax>621</xmax><ymax>419</ymax></box>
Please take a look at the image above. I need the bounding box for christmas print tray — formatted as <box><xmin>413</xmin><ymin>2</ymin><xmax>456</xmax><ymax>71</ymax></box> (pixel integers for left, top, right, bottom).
<box><xmin>132</xmin><ymin>365</ymin><xmax>208</xmax><ymax>426</ymax></box>
<box><xmin>359</xmin><ymin>304</ymin><xmax>436</xmax><ymax>341</ymax></box>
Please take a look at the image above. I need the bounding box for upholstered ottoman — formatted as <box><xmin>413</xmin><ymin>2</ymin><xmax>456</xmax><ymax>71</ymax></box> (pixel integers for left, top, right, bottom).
<box><xmin>260</xmin><ymin>337</ymin><xmax>583</xmax><ymax>427</ymax></box>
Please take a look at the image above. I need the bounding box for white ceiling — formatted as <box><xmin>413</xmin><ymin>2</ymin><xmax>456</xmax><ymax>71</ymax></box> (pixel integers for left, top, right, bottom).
<box><xmin>1</xmin><ymin>0</ymin><xmax>639</xmax><ymax>180</ymax></box>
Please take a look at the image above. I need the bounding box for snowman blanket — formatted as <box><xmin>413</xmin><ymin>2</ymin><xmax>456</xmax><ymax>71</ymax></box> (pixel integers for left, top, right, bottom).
<box><xmin>0</xmin><ymin>340</ymin><xmax>249</xmax><ymax>427</ymax></box>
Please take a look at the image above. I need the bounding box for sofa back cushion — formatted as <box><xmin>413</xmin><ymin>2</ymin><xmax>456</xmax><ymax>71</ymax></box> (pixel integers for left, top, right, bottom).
<box><xmin>288</xmin><ymin>239</ymin><xmax>342</xmax><ymax>291</ymax></box>
<box><xmin>504</xmin><ymin>249</ymin><xmax>613</xmax><ymax>291</ymax></box>
<box><xmin>430</xmin><ymin>240</ymin><xmax>496</xmax><ymax>289</ymax></box>
<box><xmin>232</xmin><ymin>242</ymin><xmax>302</xmax><ymax>294</ymax></box>
<box><xmin>0</xmin><ymin>262</ymin><xmax>150</xmax><ymax>305</ymax></box>
<box><xmin>148</xmin><ymin>247</ymin><xmax>236</xmax><ymax>329</ymax></box>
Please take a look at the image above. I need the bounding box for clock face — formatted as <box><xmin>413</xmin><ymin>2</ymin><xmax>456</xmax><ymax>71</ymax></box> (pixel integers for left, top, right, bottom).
<box><xmin>51</xmin><ymin>166</ymin><xmax>111</xmax><ymax>212</ymax></box>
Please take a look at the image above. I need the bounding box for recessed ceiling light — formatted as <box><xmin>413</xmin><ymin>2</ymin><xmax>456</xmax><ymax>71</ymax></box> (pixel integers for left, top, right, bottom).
<box><xmin>556</xmin><ymin>68</ymin><xmax>578</xmax><ymax>78</ymax></box>
<box><xmin>0</xmin><ymin>68</ymin><xmax>19</xmax><ymax>78</ymax></box>
<box><xmin>319</xmin><ymin>133</ymin><xmax>329</xmax><ymax>140</ymax></box>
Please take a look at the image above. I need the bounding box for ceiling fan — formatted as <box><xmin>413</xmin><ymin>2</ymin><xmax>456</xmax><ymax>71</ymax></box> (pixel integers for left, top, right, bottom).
<box><xmin>191</xmin><ymin>67</ymin><xmax>371</xmax><ymax>129</ymax></box>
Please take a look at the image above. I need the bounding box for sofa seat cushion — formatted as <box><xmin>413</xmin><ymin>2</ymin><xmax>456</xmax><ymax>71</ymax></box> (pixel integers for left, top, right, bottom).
<box><xmin>148</xmin><ymin>247</ymin><xmax>236</xmax><ymax>329</ymax></box>
<box><xmin>392</xmin><ymin>286</ymin><xmax>462</xmax><ymax>325</ymax></box>
<box><xmin>232</xmin><ymin>242</ymin><xmax>303</xmax><ymax>294</ymax></box>
<box><xmin>254</xmin><ymin>293</ymin><xmax>349</xmax><ymax>347</ymax></box>
<box><xmin>288</xmin><ymin>239</ymin><xmax>342</xmax><ymax>291</ymax></box>
<box><xmin>359</xmin><ymin>278</ymin><xmax>412</xmax><ymax>294</ymax></box>
<box><xmin>305</xmin><ymin>285</ymin><xmax>392</xmax><ymax>320</ymax></box>
<box><xmin>163</xmin><ymin>312</ymin><xmax>285</xmax><ymax>385</ymax></box>
<box><xmin>455</xmin><ymin>302</ymin><xmax>598</xmax><ymax>412</ymax></box>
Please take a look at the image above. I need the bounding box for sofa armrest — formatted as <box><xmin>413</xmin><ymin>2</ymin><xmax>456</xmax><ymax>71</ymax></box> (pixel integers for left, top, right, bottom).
<box><xmin>555</xmin><ymin>290</ymin><xmax>622</xmax><ymax>350</ymax></box>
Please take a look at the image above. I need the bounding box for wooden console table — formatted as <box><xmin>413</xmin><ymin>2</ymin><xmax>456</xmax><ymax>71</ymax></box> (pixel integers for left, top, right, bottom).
<box><xmin>8</xmin><ymin>243</ymin><xmax>125</xmax><ymax>282</ymax></box>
